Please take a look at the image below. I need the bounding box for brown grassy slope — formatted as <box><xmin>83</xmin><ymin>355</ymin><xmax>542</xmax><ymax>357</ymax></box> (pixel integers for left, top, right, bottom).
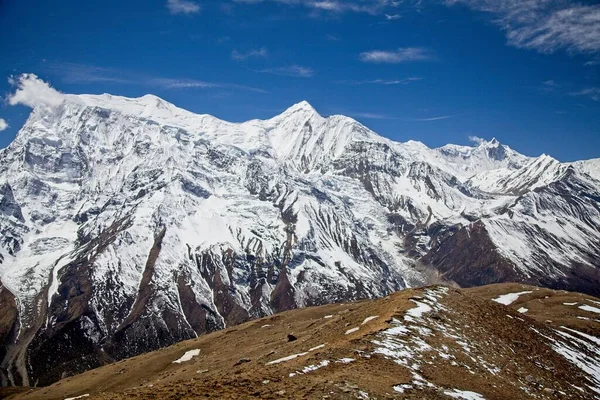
<box><xmin>4</xmin><ymin>283</ymin><xmax>599</xmax><ymax>400</ymax></box>
<box><xmin>466</xmin><ymin>282</ymin><xmax>600</xmax><ymax>336</ymax></box>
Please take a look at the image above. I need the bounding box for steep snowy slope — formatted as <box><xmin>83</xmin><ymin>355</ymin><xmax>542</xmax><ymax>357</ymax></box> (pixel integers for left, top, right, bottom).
<box><xmin>571</xmin><ymin>158</ymin><xmax>600</xmax><ymax>181</ymax></box>
<box><xmin>435</xmin><ymin>138</ymin><xmax>530</xmax><ymax>179</ymax></box>
<box><xmin>0</xmin><ymin>86</ymin><xmax>598</xmax><ymax>387</ymax></box>
<box><xmin>467</xmin><ymin>155</ymin><xmax>569</xmax><ymax>194</ymax></box>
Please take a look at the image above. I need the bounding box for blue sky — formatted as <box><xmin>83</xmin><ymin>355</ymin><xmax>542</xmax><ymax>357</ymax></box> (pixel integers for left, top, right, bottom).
<box><xmin>0</xmin><ymin>0</ymin><xmax>599</xmax><ymax>161</ymax></box>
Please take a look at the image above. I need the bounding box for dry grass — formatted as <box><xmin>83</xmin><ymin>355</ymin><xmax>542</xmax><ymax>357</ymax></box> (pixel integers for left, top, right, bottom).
<box><xmin>3</xmin><ymin>283</ymin><xmax>599</xmax><ymax>400</ymax></box>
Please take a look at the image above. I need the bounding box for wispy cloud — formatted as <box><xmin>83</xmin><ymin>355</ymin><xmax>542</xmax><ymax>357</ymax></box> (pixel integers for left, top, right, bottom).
<box><xmin>256</xmin><ymin>65</ymin><xmax>314</xmax><ymax>77</ymax></box>
<box><xmin>343</xmin><ymin>111</ymin><xmax>454</xmax><ymax>121</ymax></box>
<box><xmin>231</xmin><ymin>48</ymin><xmax>269</xmax><ymax>61</ymax></box>
<box><xmin>569</xmin><ymin>87</ymin><xmax>600</xmax><ymax>101</ymax></box>
<box><xmin>0</xmin><ymin>118</ymin><xmax>8</xmax><ymax>132</ymax></box>
<box><xmin>410</xmin><ymin>115</ymin><xmax>453</xmax><ymax>121</ymax></box>
<box><xmin>339</xmin><ymin>77</ymin><xmax>423</xmax><ymax>85</ymax></box>
<box><xmin>445</xmin><ymin>0</ymin><xmax>600</xmax><ymax>54</ymax></box>
<box><xmin>167</xmin><ymin>0</ymin><xmax>201</xmax><ymax>15</ymax></box>
<box><xmin>360</xmin><ymin>47</ymin><xmax>435</xmax><ymax>63</ymax></box>
<box><xmin>41</xmin><ymin>62</ymin><xmax>266</xmax><ymax>93</ymax></box>
<box><xmin>149</xmin><ymin>78</ymin><xmax>218</xmax><ymax>89</ymax></box>
<box><xmin>385</xmin><ymin>13</ymin><xmax>401</xmax><ymax>20</ymax></box>
<box><xmin>540</xmin><ymin>79</ymin><xmax>560</xmax><ymax>93</ymax></box>
<box><xmin>43</xmin><ymin>63</ymin><xmax>132</xmax><ymax>84</ymax></box>
<box><xmin>233</xmin><ymin>0</ymin><xmax>399</xmax><ymax>15</ymax></box>
<box><xmin>150</xmin><ymin>78</ymin><xmax>267</xmax><ymax>93</ymax></box>
<box><xmin>348</xmin><ymin>112</ymin><xmax>395</xmax><ymax>120</ymax></box>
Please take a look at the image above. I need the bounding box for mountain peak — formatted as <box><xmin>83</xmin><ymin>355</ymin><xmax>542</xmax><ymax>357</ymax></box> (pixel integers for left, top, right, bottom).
<box><xmin>279</xmin><ymin>100</ymin><xmax>320</xmax><ymax>117</ymax></box>
<box><xmin>474</xmin><ymin>137</ymin><xmax>501</xmax><ymax>148</ymax></box>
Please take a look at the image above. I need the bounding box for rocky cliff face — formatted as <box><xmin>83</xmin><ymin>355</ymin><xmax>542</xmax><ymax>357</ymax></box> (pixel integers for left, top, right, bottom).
<box><xmin>0</xmin><ymin>93</ymin><xmax>598</xmax><ymax>386</ymax></box>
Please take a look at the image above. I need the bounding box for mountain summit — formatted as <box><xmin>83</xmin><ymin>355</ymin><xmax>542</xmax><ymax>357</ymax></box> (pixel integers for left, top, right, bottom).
<box><xmin>0</xmin><ymin>93</ymin><xmax>599</xmax><ymax>386</ymax></box>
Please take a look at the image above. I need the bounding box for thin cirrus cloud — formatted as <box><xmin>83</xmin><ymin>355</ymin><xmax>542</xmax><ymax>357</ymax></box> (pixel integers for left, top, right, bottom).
<box><xmin>166</xmin><ymin>0</ymin><xmax>201</xmax><ymax>15</ymax></box>
<box><xmin>347</xmin><ymin>112</ymin><xmax>454</xmax><ymax>121</ymax></box>
<box><xmin>231</xmin><ymin>48</ymin><xmax>269</xmax><ymax>61</ymax></box>
<box><xmin>0</xmin><ymin>118</ymin><xmax>8</xmax><ymax>132</ymax></box>
<box><xmin>339</xmin><ymin>77</ymin><xmax>423</xmax><ymax>85</ymax></box>
<box><xmin>255</xmin><ymin>65</ymin><xmax>315</xmax><ymax>77</ymax></box>
<box><xmin>348</xmin><ymin>112</ymin><xmax>394</xmax><ymax>120</ymax></box>
<box><xmin>149</xmin><ymin>78</ymin><xmax>268</xmax><ymax>93</ymax></box>
<box><xmin>232</xmin><ymin>0</ymin><xmax>398</xmax><ymax>15</ymax></box>
<box><xmin>444</xmin><ymin>0</ymin><xmax>600</xmax><ymax>54</ymax></box>
<box><xmin>43</xmin><ymin>63</ymin><xmax>132</xmax><ymax>84</ymax></box>
<box><xmin>410</xmin><ymin>115</ymin><xmax>454</xmax><ymax>121</ymax></box>
<box><xmin>359</xmin><ymin>47</ymin><xmax>435</xmax><ymax>63</ymax></box>
<box><xmin>39</xmin><ymin>63</ymin><xmax>267</xmax><ymax>93</ymax></box>
<box><xmin>569</xmin><ymin>87</ymin><xmax>600</xmax><ymax>102</ymax></box>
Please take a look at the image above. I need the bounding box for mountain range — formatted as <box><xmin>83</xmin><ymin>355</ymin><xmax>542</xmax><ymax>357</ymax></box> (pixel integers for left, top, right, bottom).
<box><xmin>0</xmin><ymin>93</ymin><xmax>598</xmax><ymax>387</ymax></box>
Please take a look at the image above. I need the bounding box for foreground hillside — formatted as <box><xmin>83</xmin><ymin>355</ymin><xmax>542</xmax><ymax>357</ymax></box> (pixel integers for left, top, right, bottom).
<box><xmin>4</xmin><ymin>283</ymin><xmax>599</xmax><ymax>400</ymax></box>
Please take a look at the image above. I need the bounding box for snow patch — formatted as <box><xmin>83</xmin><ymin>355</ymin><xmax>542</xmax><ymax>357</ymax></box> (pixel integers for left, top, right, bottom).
<box><xmin>64</xmin><ymin>395</ymin><xmax>90</xmax><ymax>400</ymax></box>
<box><xmin>492</xmin><ymin>291</ymin><xmax>532</xmax><ymax>305</ymax></box>
<box><xmin>579</xmin><ymin>305</ymin><xmax>600</xmax><ymax>314</ymax></box>
<box><xmin>173</xmin><ymin>349</ymin><xmax>200</xmax><ymax>364</ymax></box>
<box><xmin>443</xmin><ymin>389</ymin><xmax>486</xmax><ymax>399</ymax></box>
<box><xmin>266</xmin><ymin>344</ymin><xmax>325</xmax><ymax>365</ymax></box>
<box><xmin>393</xmin><ymin>384</ymin><xmax>413</xmax><ymax>393</ymax></box>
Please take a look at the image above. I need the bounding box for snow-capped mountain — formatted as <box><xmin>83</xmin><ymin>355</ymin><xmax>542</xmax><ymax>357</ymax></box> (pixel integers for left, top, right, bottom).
<box><xmin>0</xmin><ymin>93</ymin><xmax>598</xmax><ymax>387</ymax></box>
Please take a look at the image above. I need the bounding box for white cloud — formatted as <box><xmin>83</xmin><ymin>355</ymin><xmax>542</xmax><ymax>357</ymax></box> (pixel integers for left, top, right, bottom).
<box><xmin>445</xmin><ymin>0</ymin><xmax>600</xmax><ymax>54</ymax></box>
<box><xmin>0</xmin><ymin>118</ymin><xmax>8</xmax><ymax>132</ymax></box>
<box><xmin>469</xmin><ymin>135</ymin><xmax>485</xmax><ymax>144</ymax></box>
<box><xmin>167</xmin><ymin>0</ymin><xmax>201</xmax><ymax>15</ymax></box>
<box><xmin>360</xmin><ymin>47</ymin><xmax>434</xmax><ymax>63</ymax></box>
<box><xmin>256</xmin><ymin>65</ymin><xmax>314</xmax><ymax>77</ymax></box>
<box><xmin>231</xmin><ymin>48</ymin><xmax>268</xmax><ymax>61</ymax></box>
<box><xmin>7</xmin><ymin>74</ymin><xmax>65</xmax><ymax>109</ymax></box>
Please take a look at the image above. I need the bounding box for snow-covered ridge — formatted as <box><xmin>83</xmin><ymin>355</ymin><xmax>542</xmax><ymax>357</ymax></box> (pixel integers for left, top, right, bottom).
<box><xmin>7</xmin><ymin>92</ymin><xmax>535</xmax><ymax>179</ymax></box>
